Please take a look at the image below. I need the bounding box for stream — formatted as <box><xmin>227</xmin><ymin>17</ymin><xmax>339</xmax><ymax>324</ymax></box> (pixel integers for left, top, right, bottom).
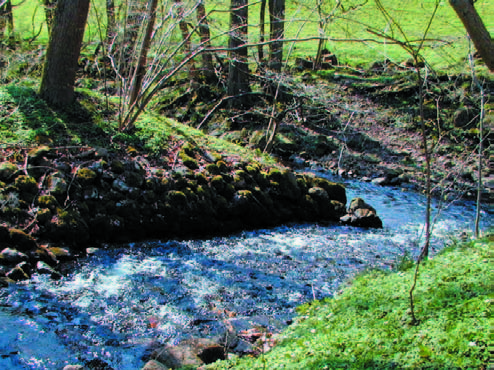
<box><xmin>0</xmin><ymin>175</ymin><xmax>492</xmax><ymax>369</ymax></box>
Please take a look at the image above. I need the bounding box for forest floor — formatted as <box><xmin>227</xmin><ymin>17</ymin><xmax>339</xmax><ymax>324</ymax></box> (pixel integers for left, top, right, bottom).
<box><xmin>157</xmin><ymin>63</ymin><xmax>494</xmax><ymax>205</ymax></box>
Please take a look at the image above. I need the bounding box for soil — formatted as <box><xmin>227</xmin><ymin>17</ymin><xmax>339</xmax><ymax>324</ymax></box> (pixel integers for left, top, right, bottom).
<box><xmin>169</xmin><ymin>64</ymin><xmax>494</xmax><ymax>205</ymax></box>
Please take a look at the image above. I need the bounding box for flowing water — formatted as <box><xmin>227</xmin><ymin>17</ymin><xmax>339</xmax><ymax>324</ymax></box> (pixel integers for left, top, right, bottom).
<box><xmin>0</xmin><ymin>175</ymin><xmax>491</xmax><ymax>369</ymax></box>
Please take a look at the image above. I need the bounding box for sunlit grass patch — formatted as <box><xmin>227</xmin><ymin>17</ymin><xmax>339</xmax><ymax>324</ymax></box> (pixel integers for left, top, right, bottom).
<box><xmin>206</xmin><ymin>238</ymin><xmax>493</xmax><ymax>369</ymax></box>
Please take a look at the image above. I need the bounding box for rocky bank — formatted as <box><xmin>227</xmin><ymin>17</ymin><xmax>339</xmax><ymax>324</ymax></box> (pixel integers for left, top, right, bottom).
<box><xmin>0</xmin><ymin>143</ymin><xmax>383</xmax><ymax>288</ymax></box>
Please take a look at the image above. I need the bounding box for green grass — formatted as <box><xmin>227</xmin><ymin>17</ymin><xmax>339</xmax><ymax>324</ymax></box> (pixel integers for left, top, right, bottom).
<box><xmin>9</xmin><ymin>0</ymin><xmax>494</xmax><ymax>74</ymax></box>
<box><xmin>0</xmin><ymin>80</ymin><xmax>278</xmax><ymax>166</ymax></box>
<box><xmin>206</xmin><ymin>237</ymin><xmax>493</xmax><ymax>370</ymax></box>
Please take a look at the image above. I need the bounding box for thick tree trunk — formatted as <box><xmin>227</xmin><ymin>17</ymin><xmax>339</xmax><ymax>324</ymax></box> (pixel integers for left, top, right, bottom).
<box><xmin>268</xmin><ymin>0</ymin><xmax>284</xmax><ymax>71</ymax></box>
<box><xmin>227</xmin><ymin>0</ymin><xmax>250</xmax><ymax>108</ymax></box>
<box><xmin>197</xmin><ymin>1</ymin><xmax>214</xmax><ymax>80</ymax></box>
<box><xmin>39</xmin><ymin>0</ymin><xmax>90</xmax><ymax>106</ymax></box>
<box><xmin>449</xmin><ymin>0</ymin><xmax>494</xmax><ymax>72</ymax></box>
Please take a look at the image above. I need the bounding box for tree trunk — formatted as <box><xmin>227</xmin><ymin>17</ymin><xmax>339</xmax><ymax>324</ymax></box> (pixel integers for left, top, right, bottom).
<box><xmin>128</xmin><ymin>0</ymin><xmax>158</xmax><ymax>108</ymax></box>
<box><xmin>268</xmin><ymin>0</ymin><xmax>284</xmax><ymax>71</ymax></box>
<box><xmin>119</xmin><ymin>0</ymin><xmax>146</xmax><ymax>76</ymax></box>
<box><xmin>449</xmin><ymin>0</ymin><xmax>494</xmax><ymax>72</ymax></box>
<box><xmin>43</xmin><ymin>0</ymin><xmax>57</xmax><ymax>35</ymax></box>
<box><xmin>0</xmin><ymin>0</ymin><xmax>14</xmax><ymax>43</ymax></box>
<box><xmin>314</xmin><ymin>0</ymin><xmax>325</xmax><ymax>69</ymax></box>
<box><xmin>39</xmin><ymin>0</ymin><xmax>90</xmax><ymax>106</ymax></box>
<box><xmin>106</xmin><ymin>0</ymin><xmax>116</xmax><ymax>50</ymax></box>
<box><xmin>258</xmin><ymin>0</ymin><xmax>266</xmax><ymax>62</ymax></box>
<box><xmin>197</xmin><ymin>1</ymin><xmax>214</xmax><ymax>80</ymax></box>
<box><xmin>174</xmin><ymin>0</ymin><xmax>191</xmax><ymax>55</ymax></box>
<box><xmin>227</xmin><ymin>0</ymin><xmax>250</xmax><ymax>108</ymax></box>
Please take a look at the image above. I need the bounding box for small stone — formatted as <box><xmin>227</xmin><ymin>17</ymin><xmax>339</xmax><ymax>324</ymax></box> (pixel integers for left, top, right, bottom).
<box><xmin>152</xmin><ymin>338</ymin><xmax>225</xmax><ymax>369</ymax></box>
<box><xmin>6</xmin><ymin>263</ymin><xmax>31</xmax><ymax>281</ymax></box>
<box><xmin>63</xmin><ymin>366</ymin><xmax>86</xmax><ymax>370</ymax></box>
<box><xmin>0</xmin><ymin>248</ymin><xmax>29</xmax><ymax>264</ymax></box>
<box><xmin>141</xmin><ymin>360</ymin><xmax>168</xmax><ymax>370</ymax></box>
<box><xmin>36</xmin><ymin>261</ymin><xmax>56</xmax><ymax>275</ymax></box>
<box><xmin>112</xmin><ymin>179</ymin><xmax>130</xmax><ymax>192</ymax></box>
<box><xmin>371</xmin><ymin>177</ymin><xmax>388</xmax><ymax>186</ymax></box>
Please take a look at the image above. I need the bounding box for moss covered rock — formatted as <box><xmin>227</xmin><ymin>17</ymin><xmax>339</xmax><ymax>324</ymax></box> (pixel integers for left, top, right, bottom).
<box><xmin>313</xmin><ymin>177</ymin><xmax>346</xmax><ymax>204</ymax></box>
<box><xmin>179</xmin><ymin>152</ymin><xmax>199</xmax><ymax>170</ymax></box>
<box><xmin>76</xmin><ymin>168</ymin><xmax>97</xmax><ymax>185</ymax></box>
<box><xmin>14</xmin><ymin>175</ymin><xmax>38</xmax><ymax>194</ymax></box>
<box><xmin>37</xmin><ymin>195</ymin><xmax>59</xmax><ymax>210</ymax></box>
<box><xmin>0</xmin><ymin>162</ymin><xmax>18</xmax><ymax>182</ymax></box>
<box><xmin>9</xmin><ymin>228</ymin><xmax>37</xmax><ymax>252</ymax></box>
<box><xmin>167</xmin><ymin>190</ymin><xmax>188</xmax><ymax>208</ymax></box>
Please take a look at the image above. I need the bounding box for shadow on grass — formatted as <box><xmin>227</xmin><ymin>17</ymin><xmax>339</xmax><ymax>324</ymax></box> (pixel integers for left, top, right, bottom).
<box><xmin>5</xmin><ymin>85</ymin><xmax>111</xmax><ymax>148</ymax></box>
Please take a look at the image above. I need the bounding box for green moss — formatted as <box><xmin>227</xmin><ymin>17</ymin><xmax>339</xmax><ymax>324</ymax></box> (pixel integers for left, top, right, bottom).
<box><xmin>210</xmin><ymin>175</ymin><xmax>225</xmax><ymax>192</ymax></box>
<box><xmin>184</xmin><ymin>187</ymin><xmax>198</xmax><ymax>203</ymax></box>
<box><xmin>216</xmin><ymin>160</ymin><xmax>228</xmax><ymax>173</ymax></box>
<box><xmin>37</xmin><ymin>195</ymin><xmax>58</xmax><ymax>209</ymax></box>
<box><xmin>267</xmin><ymin>167</ymin><xmax>283</xmax><ymax>183</ymax></box>
<box><xmin>27</xmin><ymin>145</ymin><xmax>51</xmax><ymax>161</ymax></box>
<box><xmin>76</xmin><ymin>168</ymin><xmax>97</xmax><ymax>185</ymax></box>
<box><xmin>166</xmin><ymin>190</ymin><xmax>188</xmax><ymax>208</ymax></box>
<box><xmin>245</xmin><ymin>165</ymin><xmax>257</xmax><ymax>174</ymax></box>
<box><xmin>179</xmin><ymin>151</ymin><xmax>199</xmax><ymax>170</ymax></box>
<box><xmin>36</xmin><ymin>208</ymin><xmax>52</xmax><ymax>224</ymax></box>
<box><xmin>111</xmin><ymin>160</ymin><xmax>125</xmax><ymax>174</ymax></box>
<box><xmin>206</xmin><ymin>163</ymin><xmax>220</xmax><ymax>175</ymax></box>
<box><xmin>0</xmin><ymin>161</ymin><xmax>18</xmax><ymax>182</ymax></box>
<box><xmin>313</xmin><ymin>177</ymin><xmax>347</xmax><ymax>204</ymax></box>
<box><xmin>181</xmin><ymin>142</ymin><xmax>196</xmax><ymax>156</ymax></box>
<box><xmin>9</xmin><ymin>228</ymin><xmax>37</xmax><ymax>251</ymax></box>
<box><xmin>195</xmin><ymin>172</ymin><xmax>209</xmax><ymax>185</ymax></box>
<box><xmin>14</xmin><ymin>175</ymin><xmax>38</xmax><ymax>194</ymax></box>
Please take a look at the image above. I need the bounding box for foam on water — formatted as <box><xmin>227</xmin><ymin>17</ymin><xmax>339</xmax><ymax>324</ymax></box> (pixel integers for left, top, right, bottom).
<box><xmin>0</xmin><ymin>178</ymin><xmax>491</xmax><ymax>369</ymax></box>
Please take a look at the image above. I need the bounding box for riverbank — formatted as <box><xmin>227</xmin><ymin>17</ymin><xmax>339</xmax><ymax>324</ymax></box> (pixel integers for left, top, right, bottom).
<box><xmin>205</xmin><ymin>236</ymin><xmax>493</xmax><ymax>370</ymax></box>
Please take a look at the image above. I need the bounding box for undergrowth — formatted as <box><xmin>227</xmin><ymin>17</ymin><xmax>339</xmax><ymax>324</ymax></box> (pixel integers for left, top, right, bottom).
<box><xmin>206</xmin><ymin>237</ymin><xmax>493</xmax><ymax>369</ymax></box>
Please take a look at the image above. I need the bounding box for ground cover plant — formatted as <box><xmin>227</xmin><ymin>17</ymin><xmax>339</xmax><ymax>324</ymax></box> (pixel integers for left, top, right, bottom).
<box><xmin>0</xmin><ymin>1</ymin><xmax>492</xmax><ymax>369</ymax></box>
<box><xmin>206</xmin><ymin>236</ymin><xmax>493</xmax><ymax>369</ymax></box>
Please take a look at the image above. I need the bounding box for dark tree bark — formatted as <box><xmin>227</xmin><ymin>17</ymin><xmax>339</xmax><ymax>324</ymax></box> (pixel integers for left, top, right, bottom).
<box><xmin>119</xmin><ymin>0</ymin><xmax>146</xmax><ymax>75</ymax></box>
<box><xmin>128</xmin><ymin>0</ymin><xmax>158</xmax><ymax>108</ymax></box>
<box><xmin>174</xmin><ymin>0</ymin><xmax>192</xmax><ymax>55</ymax></box>
<box><xmin>258</xmin><ymin>0</ymin><xmax>266</xmax><ymax>62</ymax></box>
<box><xmin>268</xmin><ymin>0</ymin><xmax>284</xmax><ymax>71</ymax></box>
<box><xmin>314</xmin><ymin>0</ymin><xmax>325</xmax><ymax>69</ymax></box>
<box><xmin>106</xmin><ymin>0</ymin><xmax>116</xmax><ymax>49</ymax></box>
<box><xmin>0</xmin><ymin>0</ymin><xmax>14</xmax><ymax>43</ymax></box>
<box><xmin>39</xmin><ymin>0</ymin><xmax>90</xmax><ymax>106</ymax></box>
<box><xmin>197</xmin><ymin>1</ymin><xmax>214</xmax><ymax>80</ymax></box>
<box><xmin>227</xmin><ymin>0</ymin><xmax>250</xmax><ymax>108</ymax></box>
<box><xmin>43</xmin><ymin>0</ymin><xmax>57</xmax><ymax>34</ymax></box>
<box><xmin>449</xmin><ymin>0</ymin><xmax>494</xmax><ymax>72</ymax></box>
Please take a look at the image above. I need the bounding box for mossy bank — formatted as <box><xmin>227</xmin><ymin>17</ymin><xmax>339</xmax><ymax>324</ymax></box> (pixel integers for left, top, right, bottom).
<box><xmin>0</xmin><ymin>143</ymin><xmax>352</xmax><ymax>284</ymax></box>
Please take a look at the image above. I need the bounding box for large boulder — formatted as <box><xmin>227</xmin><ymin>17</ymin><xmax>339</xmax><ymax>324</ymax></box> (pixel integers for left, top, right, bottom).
<box><xmin>340</xmin><ymin>197</ymin><xmax>383</xmax><ymax>228</ymax></box>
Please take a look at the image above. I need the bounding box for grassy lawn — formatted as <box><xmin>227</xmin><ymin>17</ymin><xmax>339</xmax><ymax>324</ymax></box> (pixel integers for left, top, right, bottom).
<box><xmin>206</xmin><ymin>236</ymin><xmax>493</xmax><ymax>369</ymax></box>
<box><xmin>10</xmin><ymin>0</ymin><xmax>494</xmax><ymax>73</ymax></box>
